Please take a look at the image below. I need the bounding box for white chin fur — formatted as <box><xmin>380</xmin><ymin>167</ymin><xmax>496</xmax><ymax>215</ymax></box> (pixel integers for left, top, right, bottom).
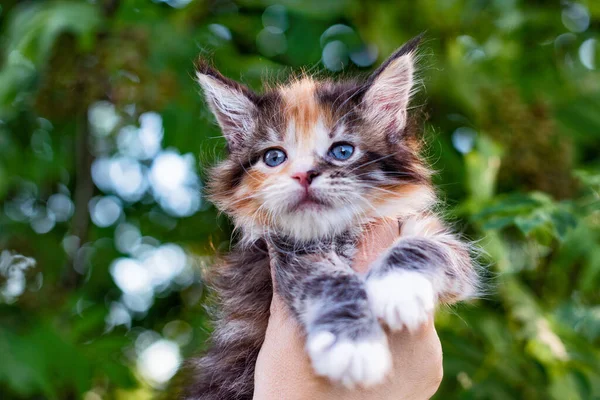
<box><xmin>306</xmin><ymin>331</ymin><xmax>392</xmax><ymax>388</ymax></box>
<box><xmin>236</xmin><ymin>209</ymin><xmax>359</xmax><ymax>243</ymax></box>
<box><xmin>278</xmin><ymin>207</ymin><xmax>359</xmax><ymax>239</ymax></box>
<box><xmin>366</xmin><ymin>270</ymin><xmax>435</xmax><ymax>332</ymax></box>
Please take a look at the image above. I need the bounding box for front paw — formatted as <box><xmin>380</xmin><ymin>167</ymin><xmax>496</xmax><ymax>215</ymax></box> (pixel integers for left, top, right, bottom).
<box><xmin>306</xmin><ymin>331</ymin><xmax>392</xmax><ymax>388</ymax></box>
<box><xmin>366</xmin><ymin>270</ymin><xmax>435</xmax><ymax>332</ymax></box>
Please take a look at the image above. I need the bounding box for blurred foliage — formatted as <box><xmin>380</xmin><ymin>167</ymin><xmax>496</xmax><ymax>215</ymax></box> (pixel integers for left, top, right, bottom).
<box><xmin>0</xmin><ymin>0</ymin><xmax>599</xmax><ymax>399</ymax></box>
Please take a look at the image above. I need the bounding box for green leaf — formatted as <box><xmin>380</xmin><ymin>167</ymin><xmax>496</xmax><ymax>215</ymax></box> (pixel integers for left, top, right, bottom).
<box><xmin>474</xmin><ymin>193</ymin><xmax>543</xmax><ymax>220</ymax></box>
<box><xmin>549</xmin><ymin>208</ymin><xmax>578</xmax><ymax>241</ymax></box>
<box><xmin>514</xmin><ymin>211</ymin><xmax>550</xmax><ymax>236</ymax></box>
<box><xmin>482</xmin><ymin>215</ymin><xmax>516</xmax><ymax>231</ymax></box>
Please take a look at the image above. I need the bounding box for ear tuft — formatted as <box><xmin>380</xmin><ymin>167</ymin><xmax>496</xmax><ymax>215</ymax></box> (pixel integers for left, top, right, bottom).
<box><xmin>194</xmin><ymin>57</ymin><xmax>216</xmax><ymax>77</ymax></box>
<box><xmin>362</xmin><ymin>34</ymin><xmax>423</xmax><ymax>143</ymax></box>
<box><xmin>195</xmin><ymin>58</ymin><xmax>257</xmax><ymax>151</ymax></box>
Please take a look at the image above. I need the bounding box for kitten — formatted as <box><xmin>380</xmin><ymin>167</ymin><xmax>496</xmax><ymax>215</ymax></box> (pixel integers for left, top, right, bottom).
<box><xmin>183</xmin><ymin>36</ymin><xmax>478</xmax><ymax>399</ymax></box>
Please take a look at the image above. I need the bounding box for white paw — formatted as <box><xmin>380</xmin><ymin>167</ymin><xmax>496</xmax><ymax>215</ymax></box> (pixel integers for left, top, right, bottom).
<box><xmin>306</xmin><ymin>331</ymin><xmax>392</xmax><ymax>388</ymax></box>
<box><xmin>366</xmin><ymin>271</ymin><xmax>435</xmax><ymax>332</ymax></box>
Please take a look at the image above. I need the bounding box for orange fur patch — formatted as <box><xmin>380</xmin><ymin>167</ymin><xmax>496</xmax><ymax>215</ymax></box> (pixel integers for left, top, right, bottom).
<box><xmin>279</xmin><ymin>79</ymin><xmax>332</xmax><ymax>142</ymax></box>
<box><xmin>368</xmin><ymin>183</ymin><xmax>432</xmax><ymax>209</ymax></box>
<box><xmin>233</xmin><ymin>169</ymin><xmax>267</xmax><ymax>222</ymax></box>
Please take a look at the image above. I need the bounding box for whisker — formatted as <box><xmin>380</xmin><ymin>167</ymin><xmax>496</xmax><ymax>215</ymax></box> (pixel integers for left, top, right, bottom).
<box><xmin>348</xmin><ymin>154</ymin><xmax>396</xmax><ymax>173</ymax></box>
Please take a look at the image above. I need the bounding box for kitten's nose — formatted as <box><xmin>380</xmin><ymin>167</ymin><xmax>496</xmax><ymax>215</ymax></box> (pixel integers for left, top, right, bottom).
<box><xmin>292</xmin><ymin>170</ymin><xmax>321</xmax><ymax>187</ymax></box>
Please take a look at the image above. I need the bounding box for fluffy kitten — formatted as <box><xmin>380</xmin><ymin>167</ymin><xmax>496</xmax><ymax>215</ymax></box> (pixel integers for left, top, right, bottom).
<box><xmin>183</xmin><ymin>36</ymin><xmax>478</xmax><ymax>399</ymax></box>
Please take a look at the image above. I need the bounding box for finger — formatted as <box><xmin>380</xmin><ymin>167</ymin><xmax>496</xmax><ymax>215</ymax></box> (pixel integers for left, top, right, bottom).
<box><xmin>268</xmin><ymin>285</ymin><xmax>288</xmax><ymax>318</ymax></box>
<box><xmin>354</xmin><ymin>218</ymin><xmax>399</xmax><ymax>273</ymax></box>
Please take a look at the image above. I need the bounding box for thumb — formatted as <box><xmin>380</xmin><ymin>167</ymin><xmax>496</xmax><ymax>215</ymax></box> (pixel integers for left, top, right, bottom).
<box><xmin>265</xmin><ymin>242</ymin><xmax>289</xmax><ymax>319</ymax></box>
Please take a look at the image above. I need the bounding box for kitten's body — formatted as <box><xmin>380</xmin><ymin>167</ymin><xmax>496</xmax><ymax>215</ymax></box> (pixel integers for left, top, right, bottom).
<box><xmin>183</xmin><ymin>37</ymin><xmax>478</xmax><ymax>399</ymax></box>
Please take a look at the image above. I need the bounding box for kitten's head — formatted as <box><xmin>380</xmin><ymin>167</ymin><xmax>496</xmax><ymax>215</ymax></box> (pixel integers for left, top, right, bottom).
<box><xmin>198</xmin><ymin>36</ymin><xmax>434</xmax><ymax>240</ymax></box>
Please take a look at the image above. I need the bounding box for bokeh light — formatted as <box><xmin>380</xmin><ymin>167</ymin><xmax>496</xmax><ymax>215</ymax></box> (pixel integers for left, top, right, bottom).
<box><xmin>0</xmin><ymin>251</ymin><xmax>37</xmax><ymax>303</ymax></box>
<box><xmin>89</xmin><ymin>196</ymin><xmax>122</xmax><ymax>227</ymax></box>
<box><xmin>579</xmin><ymin>38</ymin><xmax>597</xmax><ymax>70</ymax></box>
<box><xmin>47</xmin><ymin>193</ymin><xmax>74</xmax><ymax>222</ymax></box>
<box><xmin>256</xmin><ymin>27</ymin><xmax>288</xmax><ymax>57</ymax></box>
<box><xmin>452</xmin><ymin>127</ymin><xmax>477</xmax><ymax>154</ymax></box>
<box><xmin>111</xmin><ymin>258</ymin><xmax>151</xmax><ymax>295</ymax></box>
<box><xmin>108</xmin><ymin>156</ymin><xmax>148</xmax><ymax>202</ymax></box>
<box><xmin>350</xmin><ymin>44</ymin><xmax>378</xmax><ymax>67</ymax></box>
<box><xmin>149</xmin><ymin>150</ymin><xmax>201</xmax><ymax>217</ymax></box>
<box><xmin>117</xmin><ymin>112</ymin><xmax>164</xmax><ymax>161</ymax></box>
<box><xmin>89</xmin><ymin>101</ymin><xmax>120</xmax><ymax>137</ymax></box>
<box><xmin>562</xmin><ymin>3</ymin><xmax>590</xmax><ymax>33</ymax></box>
<box><xmin>208</xmin><ymin>24</ymin><xmax>232</xmax><ymax>42</ymax></box>
<box><xmin>262</xmin><ymin>5</ymin><xmax>288</xmax><ymax>33</ymax></box>
<box><xmin>30</xmin><ymin>209</ymin><xmax>55</xmax><ymax>234</ymax></box>
<box><xmin>137</xmin><ymin>338</ymin><xmax>182</xmax><ymax>387</ymax></box>
<box><xmin>322</xmin><ymin>40</ymin><xmax>349</xmax><ymax>72</ymax></box>
<box><xmin>114</xmin><ymin>222</ymin><xmax>142</xmax><ymax>254</ymax></box>
<box><xmin>163</xmin><ymin>320</ymin><xmax>193</xmax><ymax>346</ymax></box>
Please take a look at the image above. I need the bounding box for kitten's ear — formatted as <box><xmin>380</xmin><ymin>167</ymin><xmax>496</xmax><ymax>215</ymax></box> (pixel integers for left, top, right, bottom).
<box><xmin>196</xmin><ymin>60</ymin><xmax>257</xmax><ymax>151</ymax></box>
<box><xmin>361</xmin><ymin>35</ymin><xmax>422</xmax><ymax>143</ymax></box>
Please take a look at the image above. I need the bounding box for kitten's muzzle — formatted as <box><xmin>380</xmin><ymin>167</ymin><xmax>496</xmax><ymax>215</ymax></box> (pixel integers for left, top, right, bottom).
<box><xmin>291</xmin><ymin>169</ymin><xmax>321</xmax><ymax>188</ymax></box>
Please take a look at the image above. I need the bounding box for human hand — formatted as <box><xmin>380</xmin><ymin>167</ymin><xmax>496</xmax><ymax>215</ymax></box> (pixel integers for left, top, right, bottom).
<box><xmin>254</xmin><ymin>219</ymin><xmax>443</xmax><ymax>400</ymax></box>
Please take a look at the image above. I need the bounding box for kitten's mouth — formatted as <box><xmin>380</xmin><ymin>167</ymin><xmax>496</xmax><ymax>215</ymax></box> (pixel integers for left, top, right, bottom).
<box><xmin>290</xmin><ymin>192</ymin><xmax>329</xmax><ymax>211</ymax></box>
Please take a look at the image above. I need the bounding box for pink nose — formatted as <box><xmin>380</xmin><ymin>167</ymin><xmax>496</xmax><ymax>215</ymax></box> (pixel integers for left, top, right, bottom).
<box><xmin>292</xmin><ymin>170</ymin><xmax>321</xmax><ymax>187</ymax></box>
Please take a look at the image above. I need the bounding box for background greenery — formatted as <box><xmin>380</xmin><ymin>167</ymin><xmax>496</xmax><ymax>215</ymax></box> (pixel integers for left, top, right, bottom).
<box><xmin>1</xmin><ymin>0</ymin><xmax>599</xmax><ymax>399</ymax></box>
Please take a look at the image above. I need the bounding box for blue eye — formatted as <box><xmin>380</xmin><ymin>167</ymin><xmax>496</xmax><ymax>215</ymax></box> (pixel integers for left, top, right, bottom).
<box><xmin>329</xmin><ymin>143</ymin><xmax>354</xmax><ymax>160</ymax></box>
<box><xmin>263</xmin><ymin>148</ymin><xmax>287</xmax><ymax>167</ymax></box>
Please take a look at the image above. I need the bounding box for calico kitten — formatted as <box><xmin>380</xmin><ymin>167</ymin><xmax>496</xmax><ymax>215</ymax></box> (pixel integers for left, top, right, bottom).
<box><xmin>183</xmin><ymin>36</ymin><xmax>478</xmax><ymax>399</ymax></box>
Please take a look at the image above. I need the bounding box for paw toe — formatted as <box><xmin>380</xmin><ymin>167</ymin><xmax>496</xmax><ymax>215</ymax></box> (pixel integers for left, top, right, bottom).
<box><xmin>307</xmin><ymin>333</ymin><xmax>392</xmax><ymax>388</ymax></box>
<box><xmin>367</xmin><ymin>271</ymin><xmax>435</xmax><ymax>332</ymax></box>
